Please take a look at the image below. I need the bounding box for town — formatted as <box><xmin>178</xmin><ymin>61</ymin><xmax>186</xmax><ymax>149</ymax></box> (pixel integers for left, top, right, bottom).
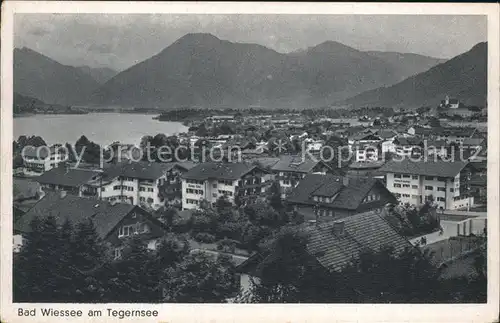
<box><xmin>12</xmin><ymin>100</ymin><xmax>487</xmax><ymax>303</ymax></box>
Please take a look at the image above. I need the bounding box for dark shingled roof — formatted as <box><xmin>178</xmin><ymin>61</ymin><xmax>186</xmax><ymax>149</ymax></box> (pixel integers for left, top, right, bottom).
<box><xmin>104</xmin><ymin>161</ymin><xmax>193</xmax><ymax>181</ymax></box>
<box><xmin>13</xmin><ymin>177</ymin><xmax>41</xmax><ymax>200</ymax></box>
<box><xmin>303</xmin><ymin>211</ymin><xmax>412</xmax><ymax>271</ymax></box>
<box><xmin>237</xmin><ymin>210</ymin><xmax>412</xmax><ymax>274</ymax></box>
<box><xmin>379</xmin><ymin>159</ymin><xmax>469</xmax><ymax>178</ymax></box>
<box><xmin>249</xmin><ymin>157</ymin><xmax>280</xmax><ymax>169</ymax></box>
<box><xmin>287</xmin><ymin>174</ymin><xmax>392</xmax><ymax>211</ymax></box>
<box><xmin>375</xmin><ymin>129</ymin><xmax>398</xmax><ymax>139</ymax></box>
<box><xmin>15</xmin><ymin>192</ymin><xmax>137</xmax><ymax>239</ymax></box>
<box><xmin>182</xmin><ymin>162</ymin><xmax>260</xmax><ymax>180</ymax></box>
<box><xmin>35</xmin><ymin>166</ymin><xmax>100</xmax><ymax>188</ymax></box>
<box><xmin>271</xmin><ymin>155</ymin><xmax>327</xmax><ymax>173</ymax></box>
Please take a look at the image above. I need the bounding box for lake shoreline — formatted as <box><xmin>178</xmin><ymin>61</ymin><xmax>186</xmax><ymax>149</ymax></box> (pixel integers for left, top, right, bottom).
<box><xmin>14</xmin><ymin>113</ymin><xmax>189</xmax><ymax>146</ymax></box>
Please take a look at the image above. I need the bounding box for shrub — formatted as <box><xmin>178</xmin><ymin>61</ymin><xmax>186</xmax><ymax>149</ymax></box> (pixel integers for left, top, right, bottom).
<box><xmin>217</xmin><ymin>238</ymin><xmax>238</xmax><ymax>253</ymax></box>
<box><xmin>193</xmin><ymin>232</ymin><xmax>216</xmax><ymax>244</ymax></box>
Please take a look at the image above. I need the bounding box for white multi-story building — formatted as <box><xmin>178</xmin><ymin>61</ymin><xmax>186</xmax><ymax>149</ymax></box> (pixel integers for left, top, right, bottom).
<box><xmin>22</xmin><ymin>145</ymin><xmax>68</xmax><ymax>175</ymax></box>
<box><xmin>380</xmin><ymin>160</ymin><xmax>474</xmax><ymax>210</ymax></box>
<box><xmin>99</xmin><ymin>161</ymin><xmax>194</xmax><ymax>210</ymax></box>
<box><xmin>181</xmin><ymin>162</ymin><xmax>273</xmax><ymax>210</ymax></box>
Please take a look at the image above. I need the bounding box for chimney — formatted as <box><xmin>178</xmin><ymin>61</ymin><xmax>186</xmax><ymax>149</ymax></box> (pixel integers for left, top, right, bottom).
<box><xmin>60</xmin><ymin>190</ymin><xmax>67</xmax><ymax>199</ymax></box>
<box><xmin>332</xmin><ymin>220</ymin><xmax>345</xmax><ymax>236</ymax></box>
<box><xmin>342</xmin><ymin>176</ymin><xmax>349</xmax><ymax>187</ymax></box>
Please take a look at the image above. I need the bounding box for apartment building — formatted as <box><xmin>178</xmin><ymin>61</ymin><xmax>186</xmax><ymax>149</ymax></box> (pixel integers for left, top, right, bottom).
<box><xmin>22</xmin><ymin>145</ymin><xmax>68</xmax><ymax>175</ymax></box>
<box><xmin>99</xmin><ymin>161</ymin><xmax>194</xmax><ymax>210</ymax></box>
<box><xmin>393</xmin><ymin>137</ymin><xmax>448</xmax><ymax>159</ymax></box>
<box><xmin>348</xmin><ymin>132</ymin><xmax>383</xmax><ymax>162</ymax></box>
<box><xmin>269</xmin><ymin>155</ymin><xmax>331</xmax><ymax>198</ymax></box>
<box><xmin>181</xmin><ymin>162</ymin><xmax>273</xmax><ymax>210</ymax></box>
<box><xmin>379</xmin><ymin>160</ymin><xmax>474</xmax><ymax>210</ymax></box>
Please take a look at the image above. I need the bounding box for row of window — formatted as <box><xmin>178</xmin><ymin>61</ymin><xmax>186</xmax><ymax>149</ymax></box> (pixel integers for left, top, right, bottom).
<box><xmin>120</xmin><ymin>177</ymin><xmax>136</xmax><ymax>182</ymax></box>
<box><xmin>239</xmin><ymin>178</ymin><xmax>262</xmax><ymax>186</ymax></box>
<box><xmin>315</xmin><ymin>209</ymin><xmax>335</xmax><ymax>217</ymax></box>
<box><xmin>118</xmin><ymin>223</ymin><xmax>150</xmax><ymax>238</ymax></box>
<box><xmin>393</xmin><ymin>174</ymin><xmax>449</xmax><ymax>181</ymax></box>
<box><xmin>313</xmin><ymin>195</ymin><xmax>331</xmax><ymax>203</ymax></box>
<box><xmin>362</xmin><ymin>194</ymin><xmax>380</xmax><ymax>203</ymax></box>
<box><xmin>241</xmin><ymin>187</ymin><xmax>262</xmax><ymax>195</ymax></box>
<box><xmin>186</xmin><ymin>199</ymin><xmax>200</xmax><ymax>205</ymax></box>
<box><xmin>139</xmin><ymin>197</ymin><xmax>154</xmax><ymax>203</ymax></box>
<box><xmin>186</xmin><ymin>188</ymin><xmax>204</xmax><ymax>195</ymax></box>
<box><xmin>113</xmin><ymin>185</ymin><xmax>134</xmax><ymax>191</ymax></box>
<box><xmin>218</xmin><ymin>190</ymin><xmax>233</xmax><ymax>196</ymax></box>
<box><xmin>139</xmin><ymin>187</ymin><xmax>154</xmax><ymax>192</ymax></box>
<box><xmin>397</xmin><ymin>193</ymin><xmax>448</xmax><ymax>203</ymax></box>
<box><xmin>393</xmin><ymin>183</ymin><xmax>454</xmax><ymax>193</ymax></box>
<box><xmin>218</xmin><ymin>180</ymin><xmax>233</xmax><ymax>186</ymax></box>
<box><xmin>394</xmin><ymin>174</ymin><xmax>418</xmax><ymax>180</ymax></box>
<box><xmin>186</xmin><ymin>179</ymin><xmax>204</xmax><ymax>185</ymax></box>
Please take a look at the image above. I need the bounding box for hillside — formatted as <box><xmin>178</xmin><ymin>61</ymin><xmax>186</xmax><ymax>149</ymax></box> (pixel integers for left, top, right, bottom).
<box><xmin>77</xmin><ymin>66</ymin><xmax>118</xmax><ymax>84</ymax></box>
<box><xmin>90</xmin><ymin>34</ymin><xmax>444</xmax><ymax>109</ymax></box>
<box><xmin>365</xmin><ymin>51</ymin><xmax>446</xmax><ymax>83</ymax></box>
<box><xmin>14</xmin><ymin>47</ymin><xmax>100</xmax><ymax>106</ymax></box>
<box><xmin>339</xmin><ymin>42</ymin><xmax>487</xmax><ymax>108</ymax></box>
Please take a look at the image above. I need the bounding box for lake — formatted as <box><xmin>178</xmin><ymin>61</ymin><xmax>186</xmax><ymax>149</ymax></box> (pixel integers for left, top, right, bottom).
<box><xmin>14</xmin><ymin>113</ymin><xmax>189</xmax><ymax>146</ymax></box>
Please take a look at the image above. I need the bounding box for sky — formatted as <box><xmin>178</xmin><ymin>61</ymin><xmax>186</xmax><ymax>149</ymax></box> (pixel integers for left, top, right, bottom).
<box><xmin>14</xmin><ymin>14</ymin><xmax>487</xmax><ymax>72</ymax></box>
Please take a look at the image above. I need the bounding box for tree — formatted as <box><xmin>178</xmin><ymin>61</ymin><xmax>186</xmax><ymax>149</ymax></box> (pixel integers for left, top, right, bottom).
<box><xmin>248</xmin><ymin>226</ymin><xmax>316</xmax><ymax>303</ymax></box>
<box><xmin>161</xmin><ymin>252</ymin><xmax>238</xmax><ymax>302</ymax></box>
<box><xmin>267</xmin><ymin>180</ymin><xmax>283</xmax><ymax>211</ymax></box>
<box><xmin>70</xmin><ymin>219</ymin><xmax>106</xmax><ymax>271</ymax></box>
<box><xmin>75</xmin><ymin>135</ymin><xmax>103</xmax><ymax>165</ymax></box>
<box><xmin>341</xmin><ymin>246</ymin><xmax>442</xmax><ymax>303</ymax></box>
<box><xmin>140</xmin><ymin>135</ymin><xmax>154</xmax><ymax>150</ymax></box>
<box><xmin>160</xmin><ymin>206</ymin><xmax>178</xmax><ymax>230</ymax></box>
<box><xmin>105</xmin><ymin>236</ymin><xmax>159</xmax><ymax>302</ymax></box>
<box><xmin>195</xmin><ymin>124</ymin><xmax>208</xmax><ymax>137</ymax></box>
<box><xmin>14</xmin><ymin>216</ymin><xmax>79</xmax><ymax>302</ymax></box>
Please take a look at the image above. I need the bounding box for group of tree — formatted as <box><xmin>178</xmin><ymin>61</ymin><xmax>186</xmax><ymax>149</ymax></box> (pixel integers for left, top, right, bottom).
<box><xmin>139</xmin><ymin>133</ymin><xmax>190</xmax><ymax>162</ymax></box>
<box><xmin>384</xmin><ymin>201</ymin><xmax>440</xmax><ymax>238</ymax></box>
<box><xmin>13</xmin><ymin>135</ymin><xmax>47</xmax><ymax>168</ymax></box>
<box><xmin>159</xmin><ymin>188</ymin><xmax>292</xmax><ymax>255</ymax></box>
<box><xmin>14</xmin><ymin>215</ymin><xmax>239</xmax><ymax>303</ymax></box>
<box><xmin>13</xmin><ymin>134</ymin><xmax>108</xmax><ymax>167</ymax></box>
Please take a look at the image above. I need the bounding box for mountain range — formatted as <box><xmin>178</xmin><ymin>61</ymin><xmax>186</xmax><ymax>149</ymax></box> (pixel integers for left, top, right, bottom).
<box><xmin>339</xmin><ymin>42</ymin><xmax>487</xmax><ymax>108</ymax></box>
<box><xmin>14</xmin><ymin>47</ymin><xmax>101</xmax><ymax>106</ymax></box>
<box><xmin>13</xmin><ymin>34</ymin><xmax>486</xmax><ymax>109</ymax></box>
<box><xmin>76</xmin><ymin>66</ymin><xmax>117</xmax><ymax>84</ymax></box>
<box><xmin>89</xmin><ymin>33</ymin><xmax>447</xmax><ymax>109</ymax></box>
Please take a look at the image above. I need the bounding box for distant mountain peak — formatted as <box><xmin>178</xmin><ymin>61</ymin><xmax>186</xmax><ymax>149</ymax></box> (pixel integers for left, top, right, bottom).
<box><xmin>339</xmin><ymin>41</ymin><xmax>487</xmax><ymax>108</ymax></box>
<box><xmin>175</xmin><ymin>32</ymin><xmax>221</xmax><ymax>44</ymax></box>
<box><xmin>309</xmin><ymin>40</ymin><xmax>359</xmax><ymax>53</ymax></box>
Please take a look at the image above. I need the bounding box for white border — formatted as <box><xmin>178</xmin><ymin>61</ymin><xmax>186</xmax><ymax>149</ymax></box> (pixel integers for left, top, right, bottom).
<box><xmin>1</xmin><ymin>2</ymin><xmax>499</xmax><ymax>323</ymax></box>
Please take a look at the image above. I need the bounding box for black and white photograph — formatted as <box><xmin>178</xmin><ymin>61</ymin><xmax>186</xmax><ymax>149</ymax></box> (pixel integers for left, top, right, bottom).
<box><xmin>1</xmin><ymin>2</ymin><xmax>499</xmax><ymax>323</ymax></box>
